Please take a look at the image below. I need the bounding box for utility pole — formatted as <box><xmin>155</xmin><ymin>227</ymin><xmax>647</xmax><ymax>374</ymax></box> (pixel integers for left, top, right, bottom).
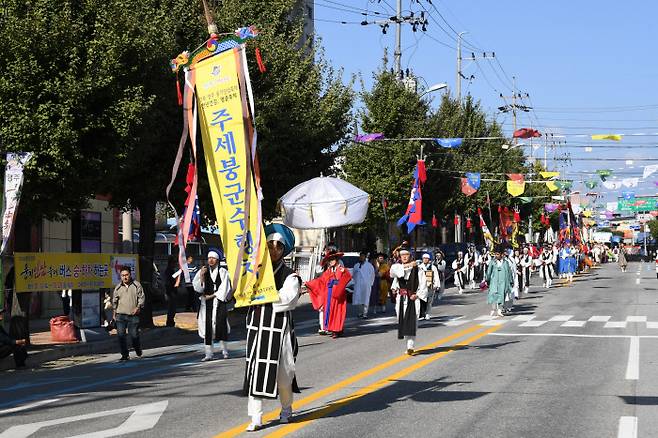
<box><xmin>394</xmin><ymin>0</ymin><xmax>402</xmax><ymax>77</ymax></box>
<box><xmin>456</xmin><ymin>32</ymin><xmax>466</xmax><ymax>101</ymax></box>
<box><xmin>366</xmin><ymin>4</ymin><xmax>427</xmax><ymax>80</ymax></box>
<box><xmin>498</xmin><ymin>79</ymin><xmax>532</xmax><ymax>145</ymax></box>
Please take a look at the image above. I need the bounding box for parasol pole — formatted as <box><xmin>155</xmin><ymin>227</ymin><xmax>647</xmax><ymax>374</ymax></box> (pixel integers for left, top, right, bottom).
<box><xmin>200</xmin><ymin>0</ymin><xmax>218</xmax><ymax>36</ymax></box>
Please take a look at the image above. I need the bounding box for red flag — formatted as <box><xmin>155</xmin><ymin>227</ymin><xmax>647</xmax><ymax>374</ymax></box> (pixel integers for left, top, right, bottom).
<box><xmin>461</xmin><ymin>178</ymin><xmax>477</xmax><ymax>196</ymax></box>
<box><xmin>507</xmin><ymin>173</ymin><xmax>525</xmax><ymax>183</ymax></box>
<box><xmin>416</xmin><ymin>159</ymin><xmax>427</xmax><ymax>184</ymax></box>
<box><xmin>381</xmin><ymin>196</ymin><xmax>388</xmax><ymax>210</ymax></box>
<box><xmin>454</xmin><ymin>215</ymin><xmax>459</xmax><ymax>226</ymax></box>
<box><xmin>466</xmin><ymin>217</ymin><xmax>472</xmax><ymax>230</ymax></box>
<box><xmin>432</xmin><ymin>213</ymin><xmax>438</xmax><ymax>228</ymax></box>
<box><xmin>513</xmin><ymin>128</ymin><xmax>541</xmax><ymax>139</ymax></box>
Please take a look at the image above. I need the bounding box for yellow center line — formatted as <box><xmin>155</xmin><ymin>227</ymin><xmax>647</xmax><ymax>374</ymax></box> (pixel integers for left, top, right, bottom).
<box><xmin>265</xmin><ymin>324</ymin><xmax>502</xmax><ymax>438</ymax></box>
<box><xmin>214</xmin><ymin>323</ymin><xmax>484</xmax><ymax>437</ymax></box>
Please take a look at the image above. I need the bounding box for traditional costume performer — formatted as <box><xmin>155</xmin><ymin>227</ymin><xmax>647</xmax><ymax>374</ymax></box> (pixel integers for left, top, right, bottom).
<box><xmin>486</xmin><ymin>246</ymin><xmax>514</xmax><ymax>317</ymax></box>
<box><xmin>559</xmin><ymin>243</ymin><xmax>575</xmax><ymax>282</ymax></box>
<box><xmin>452</xmin><ymin>251</ymin><xmax>467</xmax><ymax>294</ymax></box>
<box><xmin>352</xmin><ymin>251</ymin><xmax>376</xmax><ymax>318</ymax></box>
<box><xmin>618</xmin><ymin>245</ymin><xmax>628</xmax><ymax>272</ymax></box>
<box><xmin>538</xmin><ymin>245</ymin><xmax>554</xmax><ymax>288</ymax></box>
<box><xmin>306</xmin><ymin>248</ymin><xmax>352</xmax><ymax>338</ymax></box>
<box><xmin>505</xmin><ymin>249</ymin><xmax>518</xmax><ymax>311</ymax></box>
<box><xmin>244</xmin><ymin>224</ymin><xmax>302</xmax><ymax>431</ymax></box>
<box><xmin>376</xmin><ymin>253</ymin><xmax>391</xmax><ymax>313</ymax></box>
<box><xmin>465</xmin><ymin>246</ymin><xmax>479</xmax><ymax>289</ymax></box>
<box><xmin>390</xmin><ymin>247</ymin><xmax>425</xmax><ymax>355</ymax></box>
<box><xmin>519</xmin><ymin>247</ymin><xmax>533</xmax><ymax>294</ymax></box>
<box><xmin>433</xmin><ymin>251</ymin><xmax>446</xmax><ymax>303</ymax></box>
<box><xmin>418</xmin><ymin>253</ymin><xmax>440</xmax><ymax>320</ymax></box>
<box><xmin>192</xmin><ymin>248</ymin><xmax>232</xmax><ymax>361</ymax></box>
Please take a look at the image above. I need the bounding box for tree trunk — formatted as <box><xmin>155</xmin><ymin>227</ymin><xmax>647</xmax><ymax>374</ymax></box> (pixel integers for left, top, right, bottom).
<box><xmin>137</xmin><ymin>198</ymin><xmax>156</xmax><ymax>328</ymax></box>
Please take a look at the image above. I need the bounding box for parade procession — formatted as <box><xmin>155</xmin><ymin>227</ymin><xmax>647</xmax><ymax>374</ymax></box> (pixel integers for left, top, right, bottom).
<box><xmin>1</xmin><ymin>1</ymin><xmax>658</xmax><ymax>437</ymax></box>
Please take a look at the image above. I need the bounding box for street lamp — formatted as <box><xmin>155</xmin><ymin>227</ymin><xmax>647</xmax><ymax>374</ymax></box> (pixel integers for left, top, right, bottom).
<box><xmin>419</xmin><ymin>82</ymin><xmax>448</xmax><ymax>98</ymax></box>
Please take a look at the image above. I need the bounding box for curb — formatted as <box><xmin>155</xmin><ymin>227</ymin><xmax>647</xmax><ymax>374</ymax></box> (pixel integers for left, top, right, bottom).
<box><xmin>1</xmin><ymin>326</ymin><xmax>198</xmax><ymax>372</ymax></box>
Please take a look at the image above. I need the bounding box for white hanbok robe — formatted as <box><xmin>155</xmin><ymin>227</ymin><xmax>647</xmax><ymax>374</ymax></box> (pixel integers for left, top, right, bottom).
<box><xmin>192</xmin><ymin>266</ymin><xmax>232</xmax><ymax>340</ymax></box>
<box><xmin>390</xmin><ymin>263</ymin><xmax>424</xmax><ymax>327</ymax></box>
<box><xmin>452</xmin><ymin>257</ymin><xmax>468</xmax><ymax>289</ymax></box>
<box><xmin>417</xmin><ymin>262</ymin><xmax>440</xmax><ymax>302</ymax></box>
<box><xmin>351</xmin><ymin>260</ymin><xmax>376</xmax><ymax>306</ymax></box>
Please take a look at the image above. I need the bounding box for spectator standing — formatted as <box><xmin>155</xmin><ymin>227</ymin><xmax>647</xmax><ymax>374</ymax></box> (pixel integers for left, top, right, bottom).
<box><xmin>113</xmin><ymin>266</ymin><xmax>145</xmax><ymax>361</ymax></box>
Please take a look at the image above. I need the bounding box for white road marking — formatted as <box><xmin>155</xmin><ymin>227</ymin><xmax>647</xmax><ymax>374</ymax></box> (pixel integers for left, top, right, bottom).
<box><xmin>589</xmin><ymin>316</ymin><xmax>612</xmax><ymax>322</ymax></box>
<box><xmin>549</xmin><ymin>315</ymin><xmax>573</xmax><ymax>322</ymax></box>
<box><xmin>625</xmin><ymin>337</ymin><xmax>640</xmax><ymax>380</ymax></box>
<box><xmin>647</xmin><ymin>322</ymin><xmax>658</xmax><ymax>329</ymax></box>
<box><xmin>0</xmin><ymin>400</ymin><xmax>168</xmax><ymax>438</ymax></box>
<box><xmin>636</xmin><ymin>278</ymin><xmax>641</xmax><ymax>285</ymax></box>
<box><xmin>519</xmin><ymin>320</ymin><xmax>547</xmax><ymax>327</ymax></box>
<box><xmin>617</xmin><ymin>416</ymin><xmax>638</xmax><ymax>438</ymax></box>
<box><xmin>474</xmin><ymin>315</ymin><xmax>495</xmax><ymax>321</ymax></box>
<box><xmin>0</xmin><ymin>399</ymin><xmax>60</xmax><ymax>415</ymax></box>
<box><xmin>511</xmin><ymin>315</ymin><xmax>535</xmax><ymax>322</ymax></box>
<box><xmin>561</xmin><ymin>320</ymin><xmax>587</xmax><ymax>327</ymax></box>
<box><xmin>479</xmin><ymin>320</ymin><xmax>507</xmax><ymax>326</ymax></box>
<box><xmin>626</xmin><ymin>316</ymin><xmax>647</xmax><ymax>322</ymax></box>
<box><xmin>443</xmin><ymin>319</ymin><xmax>471</xmax><ymax>327</ymax></box>
<box><xmin>492</xmin><ymin>332</ymin><xmax>658</xmax><ymax>339</ymax></box>
<box><xmin>604</xmin><ymin>321</ymin><xmax>628</xmax><ymax>328</ymax></box>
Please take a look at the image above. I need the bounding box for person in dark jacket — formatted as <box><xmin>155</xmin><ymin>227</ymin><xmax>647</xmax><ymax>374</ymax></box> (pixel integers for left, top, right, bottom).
<box><xmin>0</xmin><ymin>319</ymin><xmax>27</xmax><ymax>369</ymax></box>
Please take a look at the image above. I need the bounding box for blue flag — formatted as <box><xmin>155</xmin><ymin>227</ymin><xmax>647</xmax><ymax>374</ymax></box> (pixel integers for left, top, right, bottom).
<box><xmin>465</xmin><ymin>172</ymin><xmax>481</xmax><ymax>190</ymax></box>
<box><xmin>434</xmin><ymin>138</ymin><xmax>463</xmax><ymax>148</ymax></box>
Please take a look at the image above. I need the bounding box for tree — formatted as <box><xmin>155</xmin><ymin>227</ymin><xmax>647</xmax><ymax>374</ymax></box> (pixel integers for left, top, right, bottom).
<box><xmin>341</xmin><ymin>66</ymin><xmax>533</xmax><ymax>245</ymax></box>
<box><xmin>341</xmin><ymin>66</ymin><xmax>431</xmax><ymax>239</ymax></box>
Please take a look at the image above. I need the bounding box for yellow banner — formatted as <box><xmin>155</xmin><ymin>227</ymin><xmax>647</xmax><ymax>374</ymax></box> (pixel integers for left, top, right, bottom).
<box><xmin>14</xmin><ymin>253</ymin><xmax>140</xmax><ymax>293</ymax></box>
<box><xmin>591</xmin><ymin>134</ymin><xmax>622</xmax><ymax>141</ymax></box>
<box><xmin>545</xmin><ymin>181</ymin><xmax>559</xmax><ymax>192</ymax></box>
<box><xmin>194</xmin><ymin>47</ymin><xmax>277</xmax><ymax>307</ymax></box>
<box><xmin>540</xmin><ymin>171</ymin><xmax>559</xmax><ymax>179</ymax></box>
<box><xmin>506</xmin><ymin>180</ymin><xmax>525</xmax><ymax>197</ymax></box>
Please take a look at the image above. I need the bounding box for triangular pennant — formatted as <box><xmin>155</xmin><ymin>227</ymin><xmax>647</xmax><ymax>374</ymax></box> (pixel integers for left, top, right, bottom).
<box><xmin>435</xmin><ymin>138</ymin><xmax>463</xmax><ymax>148</ymax></box>
<box><xmin>461</xmin><ymin>177</ymin><xmax>477</xmax><ymax>196</ymax></box>
<box><xmin>465</xmin><ymin>172</ymin><xmax>481</xmax><ymax>190</ymax></box>
<box><xmin>591</xmin><ymin>134</ymin><xmax>622</xmax><ymax>141</ymax></box>
<box><xmin>506</xmin><ymin>180</ymin><xmax>525</xmax><ymax>197</ymax></box>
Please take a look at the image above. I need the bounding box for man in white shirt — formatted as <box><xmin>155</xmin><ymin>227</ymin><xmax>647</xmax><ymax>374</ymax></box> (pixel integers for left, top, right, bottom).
<box><xmin>352</xmin><ymin>251</ymin><xmax>376</xmax><ymax>318</ymax></box>
<box><xmin>193</xmin><ymin>249</ymin><xmax>232</xmax><ymax>361</ymax></box>
<box><xmin>390</xmin><ymin>247</ymin><xmax>426</xmax><ymax>355</ymax></box>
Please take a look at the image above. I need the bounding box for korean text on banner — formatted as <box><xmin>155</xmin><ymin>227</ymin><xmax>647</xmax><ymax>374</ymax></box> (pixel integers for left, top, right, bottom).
<box><xmin>194</xmin><ymin>47</ymin><xmax>277</xmax><ymax>308</ymax></box>
<box><xmin>2</xmin><ymin>153</ymin><xmax>32</xmax><ymax>254</ymax></box>
<box><xmin>14</xmin><ymin>253</ymin><xmax>140</xmax><ymax>293</ymax></box>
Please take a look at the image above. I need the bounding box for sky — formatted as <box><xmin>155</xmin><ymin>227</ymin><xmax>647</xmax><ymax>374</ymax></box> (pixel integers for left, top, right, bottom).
<box><xmin>313</xmin><ymin>0</ymin><xmax>658</xmax><ymax>207</ymax></box>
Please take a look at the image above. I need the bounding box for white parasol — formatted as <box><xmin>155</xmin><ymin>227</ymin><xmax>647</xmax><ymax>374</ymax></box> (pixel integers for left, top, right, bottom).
<box><xmin>279</xmin><ymin>176</ymin><xmax>370</xmax><ymax>229</ymax></box>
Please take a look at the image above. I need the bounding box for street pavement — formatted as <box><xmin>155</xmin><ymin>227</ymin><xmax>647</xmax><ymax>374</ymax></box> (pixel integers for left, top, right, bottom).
<box><xmin>1</xmin><ymin>261</ymin><xmax>657</xmax><ymax>437</ymax></box>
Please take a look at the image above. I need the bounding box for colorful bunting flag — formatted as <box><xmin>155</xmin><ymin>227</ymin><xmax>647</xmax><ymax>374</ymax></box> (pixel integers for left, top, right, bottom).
<box><xmin>513</xmin><ymin>128</ymin><xmax>541</xmax><ymax>139</ymax></box>
<box><xmin>465</xmin><ymin>172</ymin><xmax>481</xmax><ymax>190</ymax></box>
<box><xmin>622</xmin><ymin>191</ymin><xmax>635</xmax><ymax>201</ymax></box>
<box><xmin>544</xmin><ymin>203</ymin><xmax>559</xmax><ymax>213</ymax></box>
<box><xmin>478</xmin><ymin>208</ymin><xmax>494</xmax><ymax>250</ymax></box>
<box><xmin>622</xmin><ymin>177</ymin><xmax>639</xmax><ymax>188</ymax></box>
<box><xmin>584</xmin><ymin>180</ymin><xmax>598</xmax><ymax>189</ymax></box>
<box><xmin>506</xmin><ymin>173</ymin><xmax>525</xmax><ymax>197</ymax></box>
<box><xmin>591</xmin><ymin>134</ymin><xmax>622</xmax><ymax>141</ymax></box>
<box><xmin>540</xmin><ymin>171</ymin><xmax>560</xmax><ymax>179</ymax></box>
<box><xmin>435</xmin><ymin>138</ymin><xmax>463</xmax><ymax>148</ymax></box>
<box><xmin>397</xmin><ymin>160</ymin><xmax>426</xmax><ymax>232</ymax></box>
<box><xmin>596</xmin><ymin>169</ymin><xmax>612</xmax><ymax>181</ymax></box>
<box><xmin>643</xmin><ymin>164</ymin><xmax>658</xmax><ymax>179</ymax></box>
<box><xmin>602</xmin><ymin>180</ymin><xmax>623</xmax><ymax>190</ymax></box>
<box><xmin>354</xmin><ymin>133</ymin><xmax>385</xmax><ymax>142</ymax></box>
<box><xmin>461</xmin><ymin>178</ymin><xmax>478</xmax><ymax>196</ymax></box>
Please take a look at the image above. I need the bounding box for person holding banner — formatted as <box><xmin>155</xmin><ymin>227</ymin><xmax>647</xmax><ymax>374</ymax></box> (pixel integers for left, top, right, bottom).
<box><xmin>306</xmin><ymin>246</ymin><xmax>352</xmax><ymax>338</ymax></box>
<box><xmin>244</xmin><ymin>224</ymin><xmax>302</xmax><ymax>431</ymax></box>
<box><xmin>193</xmin><ymin>248</ymin><xmax>232</xmax><ymax>361</ymax></box>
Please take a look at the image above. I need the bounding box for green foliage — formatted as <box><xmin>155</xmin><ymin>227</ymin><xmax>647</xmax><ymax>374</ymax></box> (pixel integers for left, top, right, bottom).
<box><xmin>0</xmin><ymin>0</ymin><xmax>207</xmax><ymax>220</ymax></box>
<box><xmin>341</xmin><ymin>64</ymin><xmax>537</xmax><ymax>237</ymax></box>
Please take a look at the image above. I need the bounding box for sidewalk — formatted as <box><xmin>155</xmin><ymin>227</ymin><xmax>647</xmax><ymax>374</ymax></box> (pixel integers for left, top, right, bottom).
<box><xmin>0</xmin><ymin>309</ymin><xmax>247</xmax><ymax>372</ymax></box>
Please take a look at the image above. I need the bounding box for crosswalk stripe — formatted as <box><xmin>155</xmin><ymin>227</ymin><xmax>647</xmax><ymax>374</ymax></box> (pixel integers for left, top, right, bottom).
<box><xmin>588</xmin><ymin>316</ymin><xmax>612</xmax><ymax>322</ymax></box>
<box><xmin>443</xmin><ymin>320</ymin><xmax>471</xmax><ymax>327</ymax></box>
<box><xmin>561</xmin><ymin>320</ymin><xmax>587</xmax><ymax>327</ymax></box>
<box><xmin>549</xmin><ymin>315</ymin><xmax>574</xmax><ymax>322</ymax></box>
<box><xmin>646</xmin><ymin>322</ymin><xmax>658</xmax><ymax>329</ymax></box>
<box><xmin>474</xmin><ymin>315</ymin><xmax>495</xmax><ymax>321</ymax></box>
<box><xmin>480</xmin><ymin>320</ymin><xmax>507</xmax><ymax>326</ymax></box>
<box><xmin>519</xmin><ymin>320</ymin><xmax>547</xmax><ymax>327</ymax></box>
<box><xmin>511</xmin><ymin>315</ymin><xmax>535</xmax><ymax>322</ymax></box>
<box><xmin>626</xmin><ymin>316</ymin><xmax>647</xmax><ymax>322</ymax></box>
<box><xmin>604</xmin><ymin>321</ymin><xmax>628</xmax><ymax>328</ymax></box>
